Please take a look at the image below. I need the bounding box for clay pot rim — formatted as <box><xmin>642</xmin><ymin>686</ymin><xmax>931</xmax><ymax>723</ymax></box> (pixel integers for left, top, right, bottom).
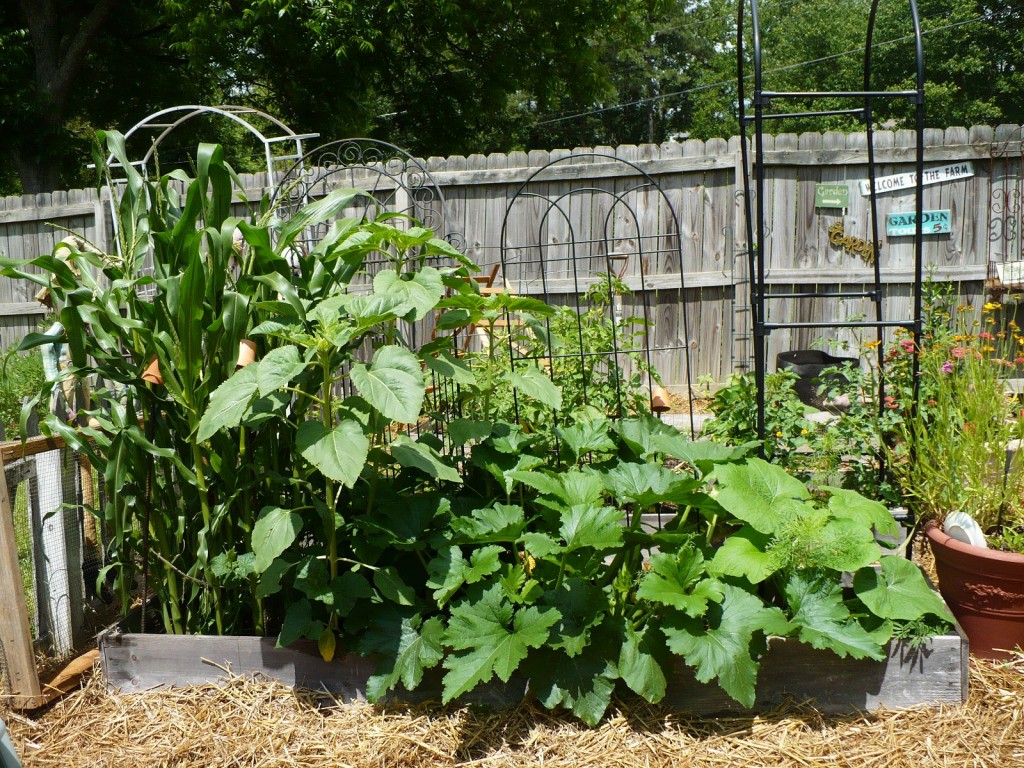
<box><xmin>925</xmin><ymin>519</ymin><xmax>1024</xmax><ymax>565</ymax></box>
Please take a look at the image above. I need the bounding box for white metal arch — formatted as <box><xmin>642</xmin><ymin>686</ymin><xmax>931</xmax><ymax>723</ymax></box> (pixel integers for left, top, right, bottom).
<box><xmin>104</xmin><ymin>104</ymin><xmax>318</xmax><ymax>190</ymax></box>
<box><xmin>102</xmin><ymin>104</ymin><xmax>318</xmax><ymax>256</ymax></box>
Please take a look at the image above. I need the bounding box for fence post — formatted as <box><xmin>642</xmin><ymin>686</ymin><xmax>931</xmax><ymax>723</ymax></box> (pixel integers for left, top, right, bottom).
<box><xmin>0</xmin><ymin>453</ymin><xmax>43</xmax><ymax>705</ymax></box>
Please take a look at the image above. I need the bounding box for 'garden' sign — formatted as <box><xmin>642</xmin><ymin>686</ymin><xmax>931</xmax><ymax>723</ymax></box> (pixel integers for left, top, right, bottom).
<box><xmin>815</xmin><ymin>183</ymin><xmax>850</xmax><ymax>208</ymax></box>
<box><xmin>858</xmin><ymin>161</ymin><xmax>973</xmax><ymax>196</ymax></box>
<box><xmin>885</xmin><ymin>209</ymin><xmax>952</xmax><ymax>237</ymax></box>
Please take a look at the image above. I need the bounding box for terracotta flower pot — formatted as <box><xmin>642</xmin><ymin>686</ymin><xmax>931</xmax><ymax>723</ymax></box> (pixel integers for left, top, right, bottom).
<box><xmin>236</xmin><ymin>339</ymin><xmax>258</xmax><ymax>368</ymax></box>
<box><xmin>142</xmin><ymin>356</ymin><xmax>163</xmax><ymax>386</ymax></box>
<box><xmin>925</xmin><ymin>520</ymin><xmax>1024</xmax><ymax>659</ymax></box>
<box><xmin>650</xmin><ymin>385</ymin><xmax>671</xmax><ymax>413</ymax></box>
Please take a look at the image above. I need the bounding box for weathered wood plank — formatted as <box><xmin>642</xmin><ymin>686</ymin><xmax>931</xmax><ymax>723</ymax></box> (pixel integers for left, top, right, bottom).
<box><xmin>0</xmin><ymin>200</ymin><xmax>95</xmax><ymax>225</ymax></box>
<box><xmin>0</xmin><ymin>456</ymin><xmax>43</xmax><ymax>706</ymax></box>
<box><xmin>99</xmin><ymin>629</ymin><xmax>967</xmax><ymax>714</ymax></box>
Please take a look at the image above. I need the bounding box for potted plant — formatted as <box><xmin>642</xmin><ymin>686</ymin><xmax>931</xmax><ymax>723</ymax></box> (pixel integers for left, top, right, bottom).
<box><xmin>886</xmin><ymin>295</ymin><xmax>1024</xmax><ymax>659</ymax></box>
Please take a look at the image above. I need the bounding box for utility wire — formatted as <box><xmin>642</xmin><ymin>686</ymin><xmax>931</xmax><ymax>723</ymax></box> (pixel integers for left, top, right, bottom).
<box><xmin>532</xmin><ymin>14</ymin><xmax>985</xmax><ymax>127</ymax></box>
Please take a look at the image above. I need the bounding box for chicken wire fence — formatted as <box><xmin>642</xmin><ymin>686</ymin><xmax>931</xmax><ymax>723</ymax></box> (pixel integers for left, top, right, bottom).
<box><xmin>0</xmin><ymin>425</ymin><xmax>114</xmax><ymax>695</ymax></box>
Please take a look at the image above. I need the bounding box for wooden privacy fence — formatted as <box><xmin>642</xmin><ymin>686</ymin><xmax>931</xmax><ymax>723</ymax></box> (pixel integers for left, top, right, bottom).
<box><xmin>2</xmin><ymin>124</ymin><xmax>1023</xmax><ymax>387</ymax></box>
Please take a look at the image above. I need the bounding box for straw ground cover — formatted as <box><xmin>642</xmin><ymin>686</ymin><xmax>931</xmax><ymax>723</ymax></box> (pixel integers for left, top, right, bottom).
<box><xmin>3</xmin><ymin>651</ymin><xmax>1021</xmax><ymax>768</ymax></box>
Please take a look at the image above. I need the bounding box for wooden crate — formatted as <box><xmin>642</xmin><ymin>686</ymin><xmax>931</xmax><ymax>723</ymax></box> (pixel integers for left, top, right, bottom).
<box><xmin>99</xmin><ymin>626</ymin><xmax>967</xmax><ymax>715</ymax></box>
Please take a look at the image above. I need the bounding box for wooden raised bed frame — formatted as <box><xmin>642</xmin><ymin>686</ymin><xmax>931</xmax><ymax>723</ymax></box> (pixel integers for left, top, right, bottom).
<box><xmin>99</xmin><ymin>626</ymin><xmax>968</xmax><ymax>715</ymax></box>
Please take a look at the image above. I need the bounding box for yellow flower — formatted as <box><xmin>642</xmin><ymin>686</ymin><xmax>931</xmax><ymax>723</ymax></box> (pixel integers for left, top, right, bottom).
<box><xmin>801</xmin><ymin>429</ymin><xmax>809</xmax><ymax>436</ymax></box>
<box><xmin>984</xmin><ymin>301</ymin><xmax>1001</xmax><ymax>312</ymax></box>
<box><xmin>983</xmin><ymin>345</ymin><xmax>996</xmax><ymax>353</ymax></box>
<box><xmin>775</xmin><ymin>431</ymin><xmax>783</xmax><ymax>438</ymax></box>
<box><xmin>864</xmin><ymin>339</ymin><xmax>882</xmax><ymax>350</ymax></box>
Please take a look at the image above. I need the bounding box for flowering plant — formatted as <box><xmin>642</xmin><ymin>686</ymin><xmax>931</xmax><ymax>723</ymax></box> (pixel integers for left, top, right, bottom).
<box><xmin>885</xmin><ymin>289</ymin><xmax>1024</xmax><ymax>536</ymax></box>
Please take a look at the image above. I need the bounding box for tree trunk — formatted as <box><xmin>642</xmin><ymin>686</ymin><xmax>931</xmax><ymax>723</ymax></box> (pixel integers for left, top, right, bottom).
<box><xmin>8</xmin><ymin>147</ymin><xmax>62</xmax><ymax>195</ymax></box>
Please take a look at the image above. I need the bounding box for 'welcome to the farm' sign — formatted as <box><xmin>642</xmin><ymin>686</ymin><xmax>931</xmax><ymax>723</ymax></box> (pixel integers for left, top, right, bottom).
<box><xmin>858</xmin><ymin>162</ymin><xmax>973</xmax><ymax>196</ymax></box>
<box><xmin>885</xmin><ymin>210</ymin><xmax>952</xmax><ymax>237</ymax></box>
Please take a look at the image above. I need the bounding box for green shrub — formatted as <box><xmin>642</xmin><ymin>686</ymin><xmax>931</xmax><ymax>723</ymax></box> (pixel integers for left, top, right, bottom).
<box><xmin>0</xmin><ymin>346</ymin><xmax>44</xmax><ymax>434</ymax></box>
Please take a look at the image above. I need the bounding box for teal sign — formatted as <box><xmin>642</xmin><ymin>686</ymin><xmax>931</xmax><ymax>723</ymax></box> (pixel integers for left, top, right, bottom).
<box><xmin>885</xmin><ymin>209</ymin><xmax>952</xmax><ymax>237</ymax></box>
<box><xmin>815</xmin><ymin>183</ymin><xmax>849</xmax><ymax>208</ymax></box>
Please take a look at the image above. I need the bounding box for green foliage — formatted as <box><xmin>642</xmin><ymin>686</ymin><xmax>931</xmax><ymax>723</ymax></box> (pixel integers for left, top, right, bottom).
<box><xmin>1</xmin><ymin>138</ymin><xmax>956</xmax><ymax>727</ymax></box>
<box><xmin>453</xmin><ymin>275</ymin><xmax>660</xmax><ymax>437</ymax></box>
<box><xmin>0</xmin><ymin>347</ymin><xmax>43</xmax><ymax>433</ymax></box>
<box><xmin>886</xmin><ymin>292</ymin><xmax>1024</xmax><ymax>534</ymax></box>
<box><xmin>703</xmin><ymin>370</ymin><xmax>818</xmax><ymax>465</ymax></box>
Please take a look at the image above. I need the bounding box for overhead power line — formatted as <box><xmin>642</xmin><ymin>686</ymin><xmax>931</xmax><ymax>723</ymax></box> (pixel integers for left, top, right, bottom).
<box><xmin>531</xmin><ymin>14</ymin><xmax>985</xmax><ymax>128</ymax></box>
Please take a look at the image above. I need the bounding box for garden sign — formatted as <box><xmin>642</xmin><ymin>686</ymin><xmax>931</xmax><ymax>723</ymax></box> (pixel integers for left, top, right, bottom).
<box><xmin>885</xmin><ymin>210</ymin><xmax>952</xmax><ymax>237</ymax></box>
<box><xmin>857</xmin><ymin>161</ymin><xmax>974</xmax><ymax>197</ymax></box>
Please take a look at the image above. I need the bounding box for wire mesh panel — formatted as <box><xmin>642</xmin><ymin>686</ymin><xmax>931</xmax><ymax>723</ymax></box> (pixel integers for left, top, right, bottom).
<box><xmin>498</xmin><ymin>153</ymin><xmax>696</xmax><ymax>433</ymax></box>
<box><xmin>0</xmin><ymin>431</ymin><xmax>115</xmax><ymax>695</ymax></box>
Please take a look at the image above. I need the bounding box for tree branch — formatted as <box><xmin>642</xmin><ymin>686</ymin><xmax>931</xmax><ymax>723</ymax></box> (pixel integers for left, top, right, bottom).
<box><xmin>49</xmin><ymin>0</ymin><xmax>122</xmax><ymax>105</ymax></box>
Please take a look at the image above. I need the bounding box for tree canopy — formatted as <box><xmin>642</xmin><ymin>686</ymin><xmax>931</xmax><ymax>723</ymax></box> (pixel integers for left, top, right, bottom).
<box><xmin>1</xmin><ymin>0</ymin><xmax>1021</xmax><ymax>194</ymax></box>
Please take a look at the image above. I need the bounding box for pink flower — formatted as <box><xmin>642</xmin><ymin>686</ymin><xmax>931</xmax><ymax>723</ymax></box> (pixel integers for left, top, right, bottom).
<box><xmin>951</xmin><ymin>347</ymin><xmax>967</xmax><ymax>359</ymax></box>
<box><xmin>941</xmin><ymin>360</ymin><xmax>954</xmax><ymax>373</ymax></box>
<box><xmin>899</xmin><ymin>338</ymin><xmax>916</xmax><ymax>353</ymax></box>
<box><xmin>979</xmin><ymin>332</ymin><xmax>994</xmax><ymax>341</ymax></box>
<box><xmin>884</xmin><ymin>395</ymin><xmax>899</xmax><ymax>410</ymax></box>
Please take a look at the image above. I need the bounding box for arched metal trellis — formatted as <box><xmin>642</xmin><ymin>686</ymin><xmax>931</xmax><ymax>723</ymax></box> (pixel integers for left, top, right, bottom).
<box><xmin>499</xmin><ymin>153</ymin><xmax>695</xmax><ymax>435</ymax></box>
<box><xmin>105</xmin><ymin>104</ymin><xmax>318</xmax><ymax>190</ymax></box>
<box><xmin>271</xmin><ymin>138</ymin><xmax>462</xmax><ymax>255</ymax></box>
<box><xmin>102</xmin><ymin>104</ymin><xmax>318</xmax><ymax>258</ymax></box>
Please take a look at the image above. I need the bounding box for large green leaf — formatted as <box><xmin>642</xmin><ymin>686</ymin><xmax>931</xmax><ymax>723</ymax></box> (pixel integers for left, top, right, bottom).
<box><xmin>853</xmin><ymin>556</ymin><xmax>954</xmax><ymax>622</ymax></box>
<box><xmin>350</xmin><ymin>345</ymin><xmax>425</xmax><ymax>423</ymax></box>
<box><xmin>359</xmin><ymin>610</ymin><xmax>445</xmax><ymax>701</ymax></box>
<box><xmin>251</xmin><ymin>506</ymin><xmax>302</xmax><ymax>573</ymax></box>
<box><xmin>197</xmin><ymin>365</ymin><xmax>259</xmax><ymax>441</ymax></box>
<box><xmin>784</xmin><ymin>571</ymin><xmax>885</xmax><ymax>659</ymax></box>
<box><xmin>709</xmin><ymin>527</ymin><xmax>776</xmax><ymax>583</ymax></box>
<box><xmin>650</xmin><ymin>433</ymin><xmax>754</xmax><ymax>472</ymax></box>
<box><xmin>277</xmin><ymin>598</ymin><xmax>315</xmax><ymax>648</ymax></box>
<box><xmin>662</xmin><ymin>584</ymin><xmax>789</xmax><ymax>707</ymax></box>
<box><xmin>426</xmin><ymin>546</ymin><xmax>469</xmax><ymax>607</ymax></box>
<box><xmin>508</xmin><ymin>367</ymin><xmax>562</xmax><ymax>410</ymax></box>
<box><xmin>638</xmin><ymin>550</ymin><xmax>723</xmax><ymax>616</ymax></box>
<box><xmin>256</xmin><ymin>344</ymin><xmax>307</xmax><ymax>396</ymax></box>
<box><xmin>373</xmin><ymin>267</ymin><xmax>445</xmax><ymax>321</ymax></box>
<box><xmin>390</xmin><ymin>435</ymin><xmax>462</xmax><ymax>483</ymax></box>
<box><xmin>296</xmin><ymin>420</ymin><xmax>370</xmax><ymax>488</ymax></box>
<box><xmin>441</xmin><ymin>585</ymin><xmax>560</xmax><ymax>702</ymax></box>
<box><xmin>426</xmin><ymin>545</ymin><xmax>504</xmax><ymax>606</ymax></box>
<box><xmin>423</xmin><ymin>350</ymin><xmax>477</xmax><ymax>387</ymax></box>
<box><xmin>449</xmin><ymin>503</ymin><xmax>526</xmax><ymax>543</ymax></box>
<box><xmin>602</xmin><ymin>462</ymin><xmax>698</xmax><ymax>509</ymax></box>
<box><xmin>557</xmin><ymin>418</ymin><xmax>616</xmax><ymax>461</ymax></box>
<box><xmin>560</xmin><ymin>504</ymin><xmax>624</xmax><ymax>553</ymax></box>
<box><xmin>619</xmin><ymin>625</ymin><xmax>668</xmax><ymax>703</ymax></box>
<box><xmin>541</xmin><ymin>577</ymin><xmax>609</xmax><ymax>657</ymax></box>
<box><xmin>615</xmin><ymin>414</ymin><xmax>678</xmax><ymax>460</ymax></box>
<box><xmin>711</xmin><ymin>458</ymin><xmax>811</xmax><ymax>534</ymax></box>
<box><xmin>374</xmin><ymin>566</ymin><xmax>417</xmax><ymax>606</ymax></box>
<box><xmin>825</xmin><ymin>486</ymin><xmax>901</xmax><ymax>541</ymax></box>
<box><xmin>527</xmin><ymin>647</ymin><xmax>618</xmax><ymax>726</ymax></box>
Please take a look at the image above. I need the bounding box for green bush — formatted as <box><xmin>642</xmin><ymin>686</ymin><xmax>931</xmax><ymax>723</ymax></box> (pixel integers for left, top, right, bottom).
<box><xmin>0</xmin><ymin>346</ymin><xmax>44</xmax><ymax>434</ymax></box>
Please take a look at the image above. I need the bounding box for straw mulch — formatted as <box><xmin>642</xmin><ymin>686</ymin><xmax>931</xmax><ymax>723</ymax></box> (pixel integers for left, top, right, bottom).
<box><xmin>3</xmin><ymin>651</ymin><xmax>1022</xmax><ymax>768</ymax></box>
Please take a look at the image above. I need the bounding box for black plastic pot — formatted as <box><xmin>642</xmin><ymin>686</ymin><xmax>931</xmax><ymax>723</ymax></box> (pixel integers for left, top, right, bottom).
<box><xmin>776</xmin><ymin>350</ymin><xmax>859</xmax><ymax>410</ymax></box>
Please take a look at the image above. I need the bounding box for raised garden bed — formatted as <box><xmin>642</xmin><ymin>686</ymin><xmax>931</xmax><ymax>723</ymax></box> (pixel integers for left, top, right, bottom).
<box><xmin>99</xmin><ymin>625</ymin><xmax>968</xmax><ymax>715</ymax></box>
